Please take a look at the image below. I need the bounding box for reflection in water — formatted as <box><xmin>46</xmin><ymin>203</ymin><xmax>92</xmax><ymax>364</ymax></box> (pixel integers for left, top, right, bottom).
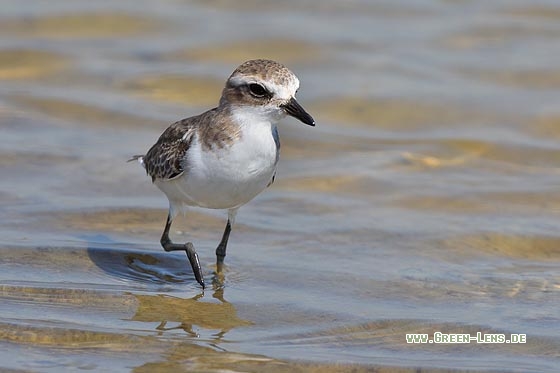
<box><xmin>132</xmin><ymin>288</ymin><xmax>251</xmax><ymax>338</ymax></box>
<box><xmin>87</xmin><ymin>244</ymin><xmax>250</xmax><ymax>339</ymax></box>
<box><xmin>2</xmin><ymin>0</ymin><xmax>560</xmax><ymax>371</ymax></box>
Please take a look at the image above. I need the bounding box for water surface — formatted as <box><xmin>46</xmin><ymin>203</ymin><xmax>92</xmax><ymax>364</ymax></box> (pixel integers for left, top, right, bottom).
<box><xmin>1</xmin><ymin>0</ymin><xmax>559</xmax><ymax>372</ymax></box>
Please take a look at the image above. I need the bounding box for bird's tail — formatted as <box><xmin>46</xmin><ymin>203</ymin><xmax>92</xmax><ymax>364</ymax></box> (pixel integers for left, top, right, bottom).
<box><xmin>128</xmin><ymin>154</ymin><xmax>145</xmax><ymax>168</ymax></box>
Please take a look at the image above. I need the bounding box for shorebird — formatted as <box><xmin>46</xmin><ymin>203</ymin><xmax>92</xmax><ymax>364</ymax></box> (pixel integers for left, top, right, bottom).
<box><xmin>130</xmin><ymin>59</ymin><xmax>315</xmax><ymax>288</ymax></box>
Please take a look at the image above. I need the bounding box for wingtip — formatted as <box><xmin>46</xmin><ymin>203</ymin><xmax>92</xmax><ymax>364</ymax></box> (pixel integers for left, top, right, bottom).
<box><xmin>128</xmin><ymin>155</ymin><xmax>144</xmax><ymax>166</ymax></box>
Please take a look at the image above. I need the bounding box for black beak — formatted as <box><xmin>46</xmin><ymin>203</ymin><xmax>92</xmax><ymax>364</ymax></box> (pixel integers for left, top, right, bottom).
<box><xmin>282</xmin><ymin>97</ymin><xmax>315</xmax><ymax>126</ymax></box>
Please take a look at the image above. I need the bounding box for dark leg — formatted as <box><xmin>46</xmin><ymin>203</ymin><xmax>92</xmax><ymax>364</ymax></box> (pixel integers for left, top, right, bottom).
<box><xmin>215</xmin><ymin>220</ymin><xmax>231</xmax><ymax>273</ymax></box>
<box><xmin>215</xmin><ymin>208</ymin><xmax>238</xmax><ymax>273</ymax></box>
<box><xmin>160</xmin><ymin>212</ymin><xmax>204</xmax><ymax>288</ymax></box>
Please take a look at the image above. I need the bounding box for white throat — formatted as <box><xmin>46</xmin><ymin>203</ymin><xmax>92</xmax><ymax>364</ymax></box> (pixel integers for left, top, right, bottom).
<box><xmin>230</xmin><ymin>104</ymin><xmax>286</xmax><ymax>127</ymax></box>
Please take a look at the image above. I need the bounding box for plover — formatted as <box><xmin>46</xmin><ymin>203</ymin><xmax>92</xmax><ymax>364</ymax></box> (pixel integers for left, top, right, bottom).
<box><xmin>130</xmin><ymin>59</ymin><xmax>315</xmax><ymax>288</ymax></box>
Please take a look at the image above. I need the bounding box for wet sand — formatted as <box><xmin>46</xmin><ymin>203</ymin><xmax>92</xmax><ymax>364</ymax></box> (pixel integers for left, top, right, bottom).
<box><xmin>1</xmin><ymin>0</ymin><xmax>559</xmax><ymax>372</ymax></box>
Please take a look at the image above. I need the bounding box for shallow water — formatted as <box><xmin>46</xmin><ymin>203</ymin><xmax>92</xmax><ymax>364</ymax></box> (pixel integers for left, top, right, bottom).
<box><xmin>1</xmin><ymin>0</ymin><xmax>559</xmax><ymax>372</ymax></box>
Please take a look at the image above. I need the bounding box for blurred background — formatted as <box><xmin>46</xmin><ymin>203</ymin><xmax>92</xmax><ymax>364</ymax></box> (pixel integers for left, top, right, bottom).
<box><xmin>1</xmin><ymin>0</ymin><xmax>559</xmax><ymax>372</ymax></box>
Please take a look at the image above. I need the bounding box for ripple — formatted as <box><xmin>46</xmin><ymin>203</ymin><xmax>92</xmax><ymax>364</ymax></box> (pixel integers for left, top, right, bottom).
<box><xmin>168</xmin><ymin>39</ymin><xmax>323</xmax><ymax>65</ymax></box>
<box><xmin>54</xmin><ymin>208</ymin><xmax>233</xmax><ymax>240</ymax></box>
<box><xmin>439</xmin><ymin>24</ymin><xmax>560</xmax><ymax>50</ymax></box>
<box><xmin>0</xmin><ymin>49</ymin><xmax>68</xmax><ymax>80</ymax></box>
<box><xmin>0</xmin><ymin>284</ymin><xmax>135</xmax><ymax>311</ymax></box>
<box><xmin>279</xmin><ymin>128</ymin><xmax>379</xmax><ymax>160</ymax></box>
<box><xmin>394</xmin><ymin>195</ymin><xmax>495</xmax><ymax>214</ymax></box>
<box><xmin>504</xmin><ymin>5</ymin><xmax>560</xmax><ymax>20</ymax></box>
<box><xmin>10</xmin><ymin>96</ymin><xmax>157</xmax><ymax>128</ymax></box>
<box><xmin>0</xmin><ymin>12</ymin><xmax>158</xmax><ymax>39</ymax></box>
<box><xmin>267</xmin><ymin>319</ymin><xmax>560</xmax><ymax>357</ymax></box>
<box><xmin>479</xmin><ymin>190</ymin><xmax>560</xmax><ymax>215</ymax></box>
<box><xmin>0</xmin><ymin>322</ymin><xmax>150</xmax><ymax>347</ymax></box>
<box><xmin>441</xmin><ymin>233</ymin><xmax>560</xmax><ymax>261</ymax></box>
<box><xmin>399</xmin><ymin>138</ymin><xmax>489</xmax><ymax>169</ymax></box>
<box><xmin>120</xmin><ymin>75</ymin><xmax>224</xmax><ymax>107</ymax></box>
<box><xmin>0</xmin><ymin>245</ymin><xmax>205</xmax><ymax>290</ymax></box>
<box><xmin>1</xmin><ymin>2</ymin><xmax>560</xmax><ymax>372</ymax></box>
<box><xmin>308</xmin><ymin>97</ymin><xmax>499</xmax><ymax>129</ymax></box>
<box><xmin>395</xmin><ymin>189</ymin><xmax>560</xmax><ymax>216</ymax></box>
<box><xmin>531</xmin><ymin>114</ymin><xmax>560</xmax><ymax>140</ymax></box>
<box><xmin>0</xmin><ymin>151</ymin><xmax>79</xmax><ymax>169</ymax></box>
<box><xmin>480</xmin><ymin>142</ymin><xmax>560</xmax><ymax>169</ymax></box>
<box><xmin>458</xmin><ymin>68</ymin><xmax>560</xmax><ymax>90</ymax></box>
<box><xmin>397</xmin><ymin>138</ymin><xmax>560</xmax><ymax>169</ymax></box>
<box><xmin>276</xmin><ymin>174</ymin><xmax>373</xmax><ymax>195</ymax></box>
<box><xmin>1</xmin><ymin>246</ymin><xmax>96</xmax><ymax>272</ymax></box>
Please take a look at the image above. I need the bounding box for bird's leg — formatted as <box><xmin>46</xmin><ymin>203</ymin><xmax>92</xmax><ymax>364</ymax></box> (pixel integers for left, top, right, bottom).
<box><xmin>160</xmin><ymin>212</ymin><xmax>204</xmax><ymax>288</ymax></box>
<box><xmin>215</xmin><ymin>220</ymin><xmax>231</xmax><ymax>273</ymax></box>
<box><xmin>215</xmin><ymin>208</ymin><xmax>238</xmax><ymax>273</ymax></box>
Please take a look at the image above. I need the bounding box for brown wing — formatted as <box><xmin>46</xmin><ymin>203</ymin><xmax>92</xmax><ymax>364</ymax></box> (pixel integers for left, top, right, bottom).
<box><xmin>142</xmin><ymin>119</ymin><xmax>196</xmax><ymax>182</ymax></box>
<box><xmin>139</xmin><ymin>107</ymin><xmax>241</xmax><ymax>182</ymax></box>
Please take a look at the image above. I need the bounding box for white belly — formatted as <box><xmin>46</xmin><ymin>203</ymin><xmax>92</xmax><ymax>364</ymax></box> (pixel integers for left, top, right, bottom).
<box><xmin>156</xmin><ymin>124</ymin><xmax>279</xmax><ymax>211</ymax></box>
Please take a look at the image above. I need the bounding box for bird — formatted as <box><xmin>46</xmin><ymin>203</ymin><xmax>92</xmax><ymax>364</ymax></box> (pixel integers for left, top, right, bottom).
<box><xmin>130</xmin><ymin>59</ymin><xmax>315</xmax><ymax>288</ymax></box>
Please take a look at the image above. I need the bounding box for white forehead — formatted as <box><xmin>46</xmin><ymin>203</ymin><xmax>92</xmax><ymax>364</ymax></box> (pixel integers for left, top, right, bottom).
<box><xmin>228</xmin><ymin>74</ymin><xmax>300</xmax><ymax>101</ymax></box>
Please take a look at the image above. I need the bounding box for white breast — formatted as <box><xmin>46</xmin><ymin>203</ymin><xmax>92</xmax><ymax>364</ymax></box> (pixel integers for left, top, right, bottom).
<box><xmin>156</xmin><ymin>112</ymin><xmax>279</xmax><ymax>212</ymax></box>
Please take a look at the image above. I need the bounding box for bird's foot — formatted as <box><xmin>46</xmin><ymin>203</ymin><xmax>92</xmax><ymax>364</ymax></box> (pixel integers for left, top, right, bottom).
<box><xmin>184</xmin><ymin>242</ymin><xmax>204</xmax><ymax>289</ymax></box>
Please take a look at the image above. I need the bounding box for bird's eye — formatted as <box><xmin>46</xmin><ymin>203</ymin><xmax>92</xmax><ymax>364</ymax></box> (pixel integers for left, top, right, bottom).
<box><xmin>248</xmin><ymin>83</ymin><xmax>267</xmax><ymax>97</ymax></box>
